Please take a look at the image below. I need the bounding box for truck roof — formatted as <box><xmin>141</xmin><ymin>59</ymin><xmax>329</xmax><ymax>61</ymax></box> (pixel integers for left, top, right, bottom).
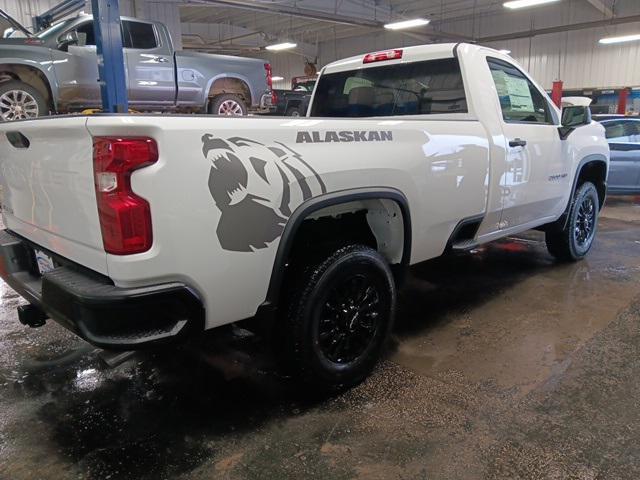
<box><xmin>322</xmin><ymin>43</ymin><xmax>459</xmax><ymax>74</ymax></box>
<box><xmin>321</xmin><ymin>43</ymin><xmax>504</xmax><ymax>75</ymax></box>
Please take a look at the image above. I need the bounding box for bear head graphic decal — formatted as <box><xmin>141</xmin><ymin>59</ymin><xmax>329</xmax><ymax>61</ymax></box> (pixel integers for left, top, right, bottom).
<box><xmin>202</xmin><ymin>134</ymin><xmax>326</xmax><ymax>252</ymax></box>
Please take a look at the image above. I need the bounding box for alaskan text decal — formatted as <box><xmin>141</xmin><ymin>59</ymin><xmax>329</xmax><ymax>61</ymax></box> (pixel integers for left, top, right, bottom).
<box><xmin>296</xmin><ymin>130</ymin><xmax>393</xmax><ymax>143</ymax></box>
<box><xmin>202</xmin><ymin>134</ymin><xmax>326</xmax><ymax>252</ymax></box>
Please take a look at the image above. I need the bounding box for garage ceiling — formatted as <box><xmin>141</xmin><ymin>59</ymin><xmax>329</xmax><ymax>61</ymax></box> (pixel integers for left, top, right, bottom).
<box><xmin>178</xmin><ymin>0</ymin><xmax>632</xmax><ymax>53</ymax></box>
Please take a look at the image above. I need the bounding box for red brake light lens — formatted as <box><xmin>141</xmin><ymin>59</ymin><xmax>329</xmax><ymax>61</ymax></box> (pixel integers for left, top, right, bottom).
<box><xmin>363</xmin><ymin>49</ymin><xmax>403</xmax><ymax>64</ymax></box>
<box><xmin>93</xmin><ymin>137</ymin><xmax>158</xmax><ymax>255</ymax></box>
<box><xmin>264</xmin><ymin>63</ymin><xmax>277</xmax><ymax>104</ymax></box>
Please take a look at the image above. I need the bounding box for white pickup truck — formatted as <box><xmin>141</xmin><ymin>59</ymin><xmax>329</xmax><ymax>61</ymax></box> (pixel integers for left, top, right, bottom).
<box><xmin>0</xmin><ymin>43</ymin><xmax>608</xmax><ymax>390</ymax></box>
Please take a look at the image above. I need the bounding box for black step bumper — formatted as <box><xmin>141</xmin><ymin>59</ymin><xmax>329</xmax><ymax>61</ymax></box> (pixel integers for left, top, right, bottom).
<box><xmin>0</xmin><ymin>229</ymin><xmax>204</xmax><ymax>349</ymax></box>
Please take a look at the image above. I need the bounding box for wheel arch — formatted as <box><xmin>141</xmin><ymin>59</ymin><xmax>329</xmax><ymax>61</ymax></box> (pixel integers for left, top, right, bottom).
<box><xmin>206</xmin><ymin>75</ymin><xmax>252</xmax><ymax>106</ymax></box>
<box><xmin>574</xmin><ymin>155</ymin><xmax>608</xmax><ymax>209</ymax></box>
<box><xmin>0</xmin><ymin>63</ymin><xmax>56</xmax><ymax>112</ymax></box>
<box><xmin>260</xmin><ymin>187</ymin><xmax>412</xmax><ymax>313</ymax></box>
<box><xmin>554</xmin><ymin>154</ymin><xmax>608</xmax><ymax>232</ymax></box>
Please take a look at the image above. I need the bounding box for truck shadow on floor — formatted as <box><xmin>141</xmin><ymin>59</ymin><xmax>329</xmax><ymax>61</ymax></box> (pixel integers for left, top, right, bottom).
<box><xmin>22</xmin><ymin>233</ymin><xmax>573</xmax><ymax>479</ymax></box>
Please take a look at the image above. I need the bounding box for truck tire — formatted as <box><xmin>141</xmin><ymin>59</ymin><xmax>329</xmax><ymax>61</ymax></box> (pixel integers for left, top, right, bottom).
<box><xmin>285</xmin><ymin>106</ymin><xmax>302</xmax><ymax>117</ymax></box>
<box><xmin>0</xmin><ymin>80</ymin><xmax>47</xmax><ymax>121</ymax></box>
<box><xmin>280</xmin><ymin>244</ymin><xmax>396</xmax><ymax>392</ymax></box>
<box><xmin>208</xmin><ymin>94</ymin><xmax>248</xmax><ymax>116</ymax></box>
<box><xmin>546</xmin><ymin>181</ymin><xmax>599</xmax><ymax>261</ymax></box>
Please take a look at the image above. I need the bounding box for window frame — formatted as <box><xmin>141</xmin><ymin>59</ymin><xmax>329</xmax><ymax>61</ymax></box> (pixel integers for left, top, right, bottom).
<box><xmin>57</xmin><ymin>19</ymin><xmax>160</xmax><ymax>51</ymax></box>
<box><xmin>486</xmin><ymin>56</ymin><xmax>558</xmax><ymax>126</ymax></box>
<box><xmin>121</xmin><ymin>20</ymin><xmax>159</xmax><ymax>50</ymax></box>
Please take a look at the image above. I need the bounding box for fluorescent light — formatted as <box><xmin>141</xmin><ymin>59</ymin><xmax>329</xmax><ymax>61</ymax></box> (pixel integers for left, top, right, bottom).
<box><xmin>499</xmin><ymin>49</ymin><xmax>511</xmax><ymax>54</ymax></box>
<box><xmin>271</xmin><ymin>76</ymin><xmax>284</xmax><ymax>81</ymax></box>
<box><xmin>599</xmin><ymin>34</ymin><xmax>640</xmax><ymax>45</ymax></box>
<box><xmin>384</xmin><ymin>18</ymin><xmax>430</xmax><ymax>30</ymax></box>
<box><xmin>504</xmin><ymin>0</ymin><xmax>560</xmax><ymax>9</ymax></box>
<box><xmin>265</xmin><ymin>42</ymin><xmax>297</xmax><ymax>51</ymax></box>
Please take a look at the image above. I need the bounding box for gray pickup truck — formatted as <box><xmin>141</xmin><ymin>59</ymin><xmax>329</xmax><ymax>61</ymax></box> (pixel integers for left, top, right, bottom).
<box><xmin>0</xmin><ymin>14</ymin><xmax>273</xmax><ymax>120</ymax></box>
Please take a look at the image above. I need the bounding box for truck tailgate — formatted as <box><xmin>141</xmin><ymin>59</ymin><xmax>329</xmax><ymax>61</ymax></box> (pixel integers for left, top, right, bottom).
<box><xmin>0</xmin><ymin>117</ymin><xmax>107</xmax><ymax>274</ymax></box>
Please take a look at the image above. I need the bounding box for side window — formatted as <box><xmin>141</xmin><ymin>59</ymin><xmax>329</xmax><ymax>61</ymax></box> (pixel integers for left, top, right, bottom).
<box><xmin>311</xmin><ymin>57</ymin><xmax>468</xmax><ymax>117</ymax></box>
<box><xmin>628</xmin><ymin>121</ymin><xmax>640</xmax><ymax>143</ymax></box>
<box><xmin>487</xmin><ymin>58</ymin><xmax>552</xmax><ymax>124</ymax></box>
<box><xmin>74</xmin><ymin>21</ymin><xmax>95</xmax><ymax>46</ymax></box>
<box><xmin>122</xmin><ymin>21</ymin><xmax>157</xmax><ymax>49</ymax></box>
<box><xmin>604</xmin><ymin>121</ymin><xmax>628</xmax><ymax>142</ymax></box>
<box><xmin>605</xmin><ymin>120</ymin><xmax>640</xmax><ymax>143</ymax></box>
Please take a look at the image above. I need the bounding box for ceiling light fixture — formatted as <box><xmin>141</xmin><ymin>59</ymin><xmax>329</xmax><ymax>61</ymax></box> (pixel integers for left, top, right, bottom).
<box><xmin>599</xmin><ymin>34</ymin><xmax>640</xmax><ymax>44</ymax></box>
<box><xmin>265</xmin><ymin>42</ymin><xmax>297</xmax><ymax>51</ymax></box>
<box><xmin>504</xmin><ymin>0</ymin><xmax>560</xmax><ymax>9</ymax></box>
<box><xmin>384</xmin><ymin>18</ymin><xmax>430</xmax><ymax>30</ymax></box>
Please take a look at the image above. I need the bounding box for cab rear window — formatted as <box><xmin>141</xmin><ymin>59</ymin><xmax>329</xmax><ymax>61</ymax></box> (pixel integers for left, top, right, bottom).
<box><xmin>310</xmin><ymin>57</ymin><xmax>467</xmax><ymax>117</ymax></box>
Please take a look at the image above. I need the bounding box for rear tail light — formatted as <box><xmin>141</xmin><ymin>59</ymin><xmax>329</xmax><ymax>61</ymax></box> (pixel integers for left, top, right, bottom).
<box><xmin>363</xmin><ymin>49</ymin><xmax>403</xmax><ymax>64</ymax></box>
<box><xmin>264</xmin><ymin>63</ymin><xmax>277</xmax><ymax>104</ymax></box>
<box><xmin>93</xmin><ymin>137</ymin><xmax>158</xmax><ymax>255</ymax></box>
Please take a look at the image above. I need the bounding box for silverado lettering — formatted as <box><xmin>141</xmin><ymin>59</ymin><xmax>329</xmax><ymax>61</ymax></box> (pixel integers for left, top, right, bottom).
<box><xmin>296</xmin><ymin>130</ymin><xmax>393</xmax><ymax>143</ymax></box>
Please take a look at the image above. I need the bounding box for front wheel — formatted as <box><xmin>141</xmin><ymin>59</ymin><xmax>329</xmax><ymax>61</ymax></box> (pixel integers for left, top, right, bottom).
<box><xmin>280</xmin><ymin>245</ymin><xmax>396</xmax><ymax>392</ymax></box>
<box><xmin>0</xmin><ymin>80</ymin><xmax>47</xmax><ymax>121</ymax></box>
<box><xmin>546</xmin><ymin>181</ymin><xmax>600</xmax><ymax>261</ymax></box>
<box><xmin>208</xmin><ymin>94</ymin><xmax>248</xmax><ymax>116</ymax></box>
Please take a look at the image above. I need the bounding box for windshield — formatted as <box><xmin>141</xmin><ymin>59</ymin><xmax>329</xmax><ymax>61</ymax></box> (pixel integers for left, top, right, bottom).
<box><xmin>35</xmin><ymin>19</ymin><xmax>74</xmax><ymax>39</ymax></box>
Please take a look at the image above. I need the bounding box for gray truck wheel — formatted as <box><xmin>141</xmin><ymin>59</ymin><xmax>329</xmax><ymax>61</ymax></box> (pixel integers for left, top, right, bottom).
<box><xmin>209</xmin><ymin>94</ymin><xmax>248</xmax><ymax>116</ymax></box>
<box><xmin>285</xmin><ymin>106</ymin><xmax>302</xmax><ymax>117</ymax></box>
<box><xmin>280</xmin><ymin>244</ymin><xmax>396</xmax><ymax>392</ymax></box>
<box><xmin>546</xmin><ymin>181</ymin><xmax>599</xmax><ymax>261</ymax></box>
<box><xmin>0</xmin><ymin>81</ymin><xmax>47</xmax><ymax>121</ymax></box>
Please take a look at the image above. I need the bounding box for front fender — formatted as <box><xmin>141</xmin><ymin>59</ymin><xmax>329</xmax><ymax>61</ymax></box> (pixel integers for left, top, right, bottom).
<box><xmin>0</xmin><ymin>47</ymin><xmax>59</xmax><ymax>109</ymax></box>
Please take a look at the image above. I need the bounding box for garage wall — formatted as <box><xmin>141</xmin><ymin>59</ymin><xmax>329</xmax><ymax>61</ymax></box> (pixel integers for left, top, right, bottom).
<box><xmin>486</xmin><ymin>24</ymin><xmax>640</xmax><ymax>90</ymax></box>
<box><xmin>0</xmin><ymin>0</ymin><xmax>61</xmax><ymax>29</ymax></box>
<box><xmin>318</xmin><ymin>3</ymin><xmax>640</xmax><ymax>90</ymax></box>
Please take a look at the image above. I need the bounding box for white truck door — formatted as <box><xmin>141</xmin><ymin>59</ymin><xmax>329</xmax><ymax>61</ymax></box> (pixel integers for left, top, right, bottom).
<box><xmin>486</xmin><ymin>58</ymin><xmax>568</xmax><ymax>228</ymax></box>
<box><xmin>123</xmin><ymin>20</ymin><xmax>176</xmax><ymax>107</ymax></box>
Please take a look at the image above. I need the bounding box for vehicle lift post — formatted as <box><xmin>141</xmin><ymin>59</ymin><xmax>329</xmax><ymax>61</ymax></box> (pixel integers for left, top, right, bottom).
<box><xmin>91</xmin><ymin>0</ymin><xmax>128</xmax><ymax>113</ymax></box>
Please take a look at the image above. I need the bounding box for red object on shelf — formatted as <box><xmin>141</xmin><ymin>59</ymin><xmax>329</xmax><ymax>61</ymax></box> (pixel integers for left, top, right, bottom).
<box><xmin>617</xmin><ymin>88</ymin><xmax>630</xmax><ymax>114</ymax></box>
<box><xmin>551</xmin><ymin>80</ymin><xmax>563</xmax><ymax>107</ymax></box>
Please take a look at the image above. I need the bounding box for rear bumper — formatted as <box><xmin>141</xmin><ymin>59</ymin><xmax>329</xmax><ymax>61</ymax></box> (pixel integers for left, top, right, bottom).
<box><xmin>0</xmin><ymin>229</ymin><xmax>204</xmax><ymax>350</ymax></box>
<box><xmin>258</xmin><ymin>92</ymin><xmax>274</xmax><ymax>111</ymax></box>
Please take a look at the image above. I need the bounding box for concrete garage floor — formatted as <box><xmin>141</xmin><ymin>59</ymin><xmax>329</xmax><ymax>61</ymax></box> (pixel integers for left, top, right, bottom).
<box><xmin>1</xmin><ymin>197</ymin><xmax>640</xmax><ymax>480</ymax></box>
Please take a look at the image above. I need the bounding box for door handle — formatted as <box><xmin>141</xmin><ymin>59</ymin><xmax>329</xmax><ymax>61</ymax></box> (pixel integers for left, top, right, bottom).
<box><xmin>509</xmin><ymin>138</ymin><xmax>527</xmax><ymax>148</ymax></box>
<box><xmin>152</xmin><ymin>56</ymin><xmax>169</xmax><ymax>63</ymax></box>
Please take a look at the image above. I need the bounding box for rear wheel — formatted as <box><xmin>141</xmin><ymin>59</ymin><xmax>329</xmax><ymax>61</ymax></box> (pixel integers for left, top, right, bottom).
<box><xmin>546</xmin><ymin>181</ymin><xmax>599</xmax><ymax>261</ymax></box>
<box><xmin>280</xmin><ymin>245</ymin><xmax>396</xmax><ymax>392</ymax></box>
<box><xmin>285</xmin><ymin>106</ymin><xmax>302</xmax><ymax>117</ymax></box>
<box><xmin>208</xmin><ymin>93</ymin><xmax>248</xmax><ymax>116</ymax></box>
<box><xmin>0</xmin><ymin>81</ymin><xmax>47</xmax><ymax>121</ymax></box>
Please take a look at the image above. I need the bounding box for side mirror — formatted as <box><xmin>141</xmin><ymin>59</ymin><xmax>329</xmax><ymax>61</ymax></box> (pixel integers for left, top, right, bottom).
<box><xmin>562</xmin><ymin>105</ymin><xmax>591</xmax><ymax>127</ymax></box>
<box><xmin>57</xmin><ymin>31</ymin><xmax>79</xmax><ymax>50</ymax></box>
<box><xmin>559</xmin><ymin>106</ymin><xmax>592</xmax><ymax>139</ymax></box>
